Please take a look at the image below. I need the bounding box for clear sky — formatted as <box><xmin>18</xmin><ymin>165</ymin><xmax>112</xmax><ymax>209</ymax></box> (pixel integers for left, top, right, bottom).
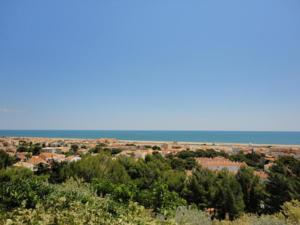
<box><xmin>0</xmin><ymin>0</ymin><xmax>300</xmax><ymax>131</ymax></box>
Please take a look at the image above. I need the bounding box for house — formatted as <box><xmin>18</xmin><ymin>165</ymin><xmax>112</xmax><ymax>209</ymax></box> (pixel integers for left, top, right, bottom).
<box><xmin>161</xmin><ymin>143</ymin><xmax>169</xmax><ymax>151</ymax></box>
<box><xmin>13</xmin><ymin>161</ymin><xmax>35</xmax><ymax>171</ymax></box>
<box><xmin>49</xmin><ymin>141</ymin><xmax>64</xmax><ymax>147</ymax></box>
<box><xmin>254</xmin><ymin>171</ymin><xmax>269</xmax><ymax>180</ymax></box>
<box><xmin>77</xmin><ymin>148</ymin><xmax>88</xmax><ymax>155</ymax></box>
<box><xmin>96</xmin><ymin>138</ymin><xmax>117</xmax><ymax>145</ymax></box>
<box><xmin>196</xmin><ymin>157</ymin><xmax>246</xmax><ymax>173</ymax></box>
<box><xmin>39</xmin><ymin>152</ymin><xmax>66</xmax><ymax>163</ymax></box>
<box><xmin>41</xmin><ymin>147</ymin><xmax>58</xmax><ymax>153</ymax></box>
<box><xmin>66</xmin><ymin>156</ymin><xmax>81</xmax><ymax>162</ymax></box>
<box><xmin>232</xmin><ymin>147</ymin><xmax>241</xmax><ymax>154</ymax></box>
<box><xmin>16</xmin><ymin>152</ymin><xmax>31</xmax><ymax>161</ymax></box>
<box><xmin>264</xmin><ymin>162</ymin><xmax>274</xmax><ymax>171</ymax></box>
<box><xmin>161</xmin><ymin>149</ymin><xmax>178</xmax><ymax>156</ymax></box>
<box><xmin>133</xmin><ymin>150</ymin><xmax>154</xmax><ymax>159</ymax></box>
<box><xmin>26</xmin><ymin>156</ymin><xmax>49</xmax><ymax>171</ymax></box>
<box><xmin>118</xmin><ymin>149</ymin><xmax>154</xmax><ymax>159</ymax></box>
<box><xmin>27</xmin><ymin>155</ymin><xmax>48</xmax><ymax>165</ymax></box>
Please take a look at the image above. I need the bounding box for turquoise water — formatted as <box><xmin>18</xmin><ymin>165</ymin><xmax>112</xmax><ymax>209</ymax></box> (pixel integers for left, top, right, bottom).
<box><xmin>0</xmin><ymin>130</ymin><xmax>300</xmax><ymax>145</ymax></box>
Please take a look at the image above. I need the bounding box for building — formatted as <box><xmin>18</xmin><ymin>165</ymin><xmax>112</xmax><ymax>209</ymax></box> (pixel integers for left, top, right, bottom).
<box><xmin>27</xmin><ymin>156</ymin><xmax>48</xmax><ymax>165</ymax></box>
<box><xmin>254</xmin><ymin>171</ymin><xmax>269</xmax><ymax>180</ymax></box>
<box><xmin>41</xmin><ymin>147</ymin><xmax>58</xmax><ymax>153</ymax></box>
<box><xmin>66</xmin><ymin>156</ymin><xmax>81</xmax><ymax>162</ymax></box>
<box><xmin>161</xmin><ymin>143</ymin><xmax>169</xmax><ymax>151</ymax></box>
<box><xmin>13</xmin><ymin>161</ymin><xmax>35</xmax><ymax>171</ymax></box>
<box><xmin>26</xmin><ymin>156</ymin><xmax>49</xmax><ymax>171</ymax></box>
<box><xmin>39</xmin><ymin>152</ymin><xmax>66</xmax><ymax>163</ymax></box>
<box><xmin>196</xmin><ymin>157</ymin><xmax>246</xmax><ymax>173</ymax></box>
<box><xmin>16</xmin><ymin>152</ymin><xmax>31</xmax><ymax>161</ymax></box>
<box><xmin>264</xmin><ymin>162</ymin><xmax>274</xmax><ymax>171</ymax></box>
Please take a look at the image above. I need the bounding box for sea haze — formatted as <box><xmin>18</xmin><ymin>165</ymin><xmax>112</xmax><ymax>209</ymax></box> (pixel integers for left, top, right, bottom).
<box><xmin>0</xmin><ymin>130</ymin><xmax>300</xmax><ymax>145</ymax></box>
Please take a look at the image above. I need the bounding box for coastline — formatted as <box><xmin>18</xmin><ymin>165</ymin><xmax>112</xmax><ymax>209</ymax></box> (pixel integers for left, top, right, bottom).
<box><xmin>1</xmin><ymin>130</ymin><xmax>300</xmax><ymax>145</ymax></box>
<box><xmin>2</xmin><ymin>136</ymin><xmax>300</xmax><ymax>148</ymax></box>
<box><xmin>119</xmin><ymin>139</ymin><xmax>300</xmax><ymax>148</ymax></box>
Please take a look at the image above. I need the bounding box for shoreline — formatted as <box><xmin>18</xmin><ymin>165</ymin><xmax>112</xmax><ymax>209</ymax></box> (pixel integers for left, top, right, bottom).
<box><xmin>118</xmin><ymin>139</ymin><xmax>300</xmax><ymax>148</ymax></box>
<box><xmin>1</xmin><ymin>136</ymin><xmax>300</xmax><ymax>148</ymax></box>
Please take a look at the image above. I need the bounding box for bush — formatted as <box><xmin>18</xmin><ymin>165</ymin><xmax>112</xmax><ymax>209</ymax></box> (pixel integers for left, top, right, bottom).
<box><xmin>68</xmin><ymin>154</ymin><xmax>130</xmax><ymax>183</ymax></box>
<box><xmin>0</xmin><ymin>179</ymin><xmax>176</xmax><ymax>225</ymax></box>
<box><xmin>0</xmin><ymin>150</ymin><xmax>16</xmax><ymax>169</ymax></box>
<box><xmin>0</xmin><ymin>168</ymin><xmax>52</xmax><ymax>210</ymax></box>
<box><xmin>281</xmin><ymin>200</ymin><xmax>300</xmax><ymax>225</ymax></box>
<box><xmin>175</xmin><ymin>206</ymin><xmax>212</xmax><ymax>225</ymax></box>
<box><xmin>136</xmin><ymin>182</ymin><xmax>186</xmax><ymax>214</ymax></box>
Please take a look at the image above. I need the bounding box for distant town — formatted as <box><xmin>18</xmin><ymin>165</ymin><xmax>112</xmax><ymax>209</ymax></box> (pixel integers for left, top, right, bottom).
<box><xmin>1</xmin><ymin>136</ymin><xmax>300</xmax><ymax>177</ymax></box>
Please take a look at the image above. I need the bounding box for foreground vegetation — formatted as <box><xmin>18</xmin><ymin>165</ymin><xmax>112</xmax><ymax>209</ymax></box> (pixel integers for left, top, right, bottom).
<box><xmin>1</xmin><ymin>147</ymin><xmax>300</xmax><ymax>224</ymax></box>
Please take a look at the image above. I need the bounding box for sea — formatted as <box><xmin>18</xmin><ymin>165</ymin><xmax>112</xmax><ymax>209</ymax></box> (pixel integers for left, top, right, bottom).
<box><xmin>0</xmin><ymin>130</ymin><xmax>300</xmax><ymax>145</ymax></box>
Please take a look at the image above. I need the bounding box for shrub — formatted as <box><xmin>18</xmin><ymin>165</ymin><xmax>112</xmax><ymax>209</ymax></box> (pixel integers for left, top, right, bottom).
<box><xmin>0</xmin><ymin>168</ymin><xmax>52</xmax><ymax>210</ymax></box>
<box><xmin>175</xmin><ymin>206</ymin><xmax>212</xmax><ymax>225</ymax></box>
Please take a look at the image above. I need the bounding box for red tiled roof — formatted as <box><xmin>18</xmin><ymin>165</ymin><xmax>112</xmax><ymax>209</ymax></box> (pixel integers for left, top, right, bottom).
<box><xmin>196</xmin><ymin>157</ymin><xmax>246</xmax><ymax>168</ymax></box>
<box><xmin>39</xmin><ymin>153</ymin><xmax>65</xmax><ymax>160</ymax></box>
<box><xmin>254</xmin><ymin>171</ymin><xmax>269</xmax><ymax>180</ymax></box>
<box><xmin>27</xmin><ymin>156</ymin><xmax>48</xmax><ymax>165</ymax></box>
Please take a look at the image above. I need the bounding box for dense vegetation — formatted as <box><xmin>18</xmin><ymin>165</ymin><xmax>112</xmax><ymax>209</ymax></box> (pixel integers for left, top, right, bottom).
<box><xmin>1</xmin><ymin>148</ymin><xmax>300</xmax><ymax>224</ymax></box>
<box><xmin>172</xmin><ymin>149</ymin><xmax>266</xmax><ymax>169</ymax></box>
<box><xmin>0</xmin><ymin>150</ymin><xmax>17</xmax><ymax>169</ymax></box>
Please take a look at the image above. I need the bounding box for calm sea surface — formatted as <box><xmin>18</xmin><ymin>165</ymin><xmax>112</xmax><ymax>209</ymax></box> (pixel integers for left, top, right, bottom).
<box><xmin>0</xmin><ymin>130</ymin><xmax>300</xmax><ymax>145</ymax></box>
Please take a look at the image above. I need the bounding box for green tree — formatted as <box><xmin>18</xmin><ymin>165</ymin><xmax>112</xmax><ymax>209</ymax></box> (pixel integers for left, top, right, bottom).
<box><xmin>184</xmin><ymin>166</ymin><xmax>217</xmax><ymax>210</ymax></box>
<box><xmin>214</xmin><ymin>170</ymin><xmax>245</xmax><ymax>220</ymax></box>
<box><xmin>48</xmin><ymin>161</ymin><xmax>71</xmax><ymax>183</ymax></box>
<box><xmin>162</xmin><ymin>170</ymin><xmax>186</xmax><ymax>193</ymax></box>
<box><xmin>230</xmin><ymin>151</ymin><xmax>265</xmax><ymax>169</ymax></box>
<box><xmin>0</xmin><ymin>167</ymin><xmax>52</xmax><ymax>210</ymax></box>
<box><xmin>236</xmin><ymin>167</ymin><xmax>267</xmax><ymax>214</ymax></box>
<box><xmin>266</xmin><ymin>156</ymin><xmax>300</xmax><ymax>213</ymax></box>
<box><xmin>170</xmin><ymin>157</ymin><xmax>187</xmax><ymax>171</ymax></box>
<box><xmin>137</xmin><ymin>182</ymin><xmax>186</xmax><ymax>213</ymax></box>
<box><xmin>32</xmin><ymin>144</ymin><xmax>42</xmax><ymax>155</ymax></box>
<box><xmin>0</xmin><ymin>150</ymin><xmax>16</xmax><ymax>169</ymax></box>
<box><xmin>68</xmin><ymin>154</ymin><xmax>130</xmax><ymax>184</ymax></box>
<box><xmin>152</xmin><ymin>145</ymin><xmax>161</xmax><ymax>151</ymax></box>
<box><xmin>70</xmin><ymin>144</ymin><xmax>79</xmax><ymax>154</ymax></box>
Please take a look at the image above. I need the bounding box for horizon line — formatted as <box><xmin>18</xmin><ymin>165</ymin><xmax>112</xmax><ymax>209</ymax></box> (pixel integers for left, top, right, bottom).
<box><xmin>0</xmin><ymin>129</ymin><xmax>300</xmax><ymax>132</ymax></box>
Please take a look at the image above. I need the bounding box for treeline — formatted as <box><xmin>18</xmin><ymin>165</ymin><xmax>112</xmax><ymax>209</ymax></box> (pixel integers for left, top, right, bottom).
<box><xmin>40</xmin><ymin>151</ymin><xmax>300</xmax><ymax>218</ymax></box>
<box><xmin>0</xmin><ymin>149</ymin><xmax>300</xmax><ymax>224</ymax></box>
<box><xmin>172</xmin><ymin>149</ymin><xmax>266</xmax><ymax>169</ymax></box>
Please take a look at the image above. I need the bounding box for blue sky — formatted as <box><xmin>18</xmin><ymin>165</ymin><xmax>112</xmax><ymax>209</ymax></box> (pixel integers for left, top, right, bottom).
<box><xmin>0</xmin><ymin>0</ymin><xmax>300</xmax><ymax>131</ymax></box>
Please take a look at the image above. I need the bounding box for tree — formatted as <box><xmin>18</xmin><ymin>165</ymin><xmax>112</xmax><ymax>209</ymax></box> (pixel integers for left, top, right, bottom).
<box><xmin>0</xmin><ymin>167</ymin><xmax>52</xmax><ymax>210</ymax></box>
<box><xmin>17</xmin><ymin>144</ymin><xmax>30</xmax><ymax>152</ymax></box>
<box><xmin>152</xmin><ymin>145</ymin><xmax>161</xmax><ymax>151</ymax></box>
<box><xmin>70</xmin><ymin>144</ymin><xmax>79</xmax><ymax>154</ymax></box>
<box><xmin>214</xmin><ymin>170</ymin><xmax>245</xmax><ymax>220</ymax></box>
<box><xmin>35</xmin><ymin>163</ymin><xmax>50</xmax><ymax>175</ymax></box>
<box><xmin>177</xmin><ymin>150</ymin><xmax>197</xmax><ymax>159</ymax></box>
<box><xmin>230</xmin><ymin>151</ymin><xmax>265</xmax><ymax>169</ymax></box>
<box><xmin>236</xmin><ymin>167</ymin><xmax>267</xmax><ymax>214</ymax></box>
<box><xmin>184</xmin><ymin>166</ymin><xmax>217</xmax><ymax>210</ymax></box>
<box><xmin>170</xmin><ymin>157</ymin><xmax>187</xmax><ymax>171</ymax></box>
<box><xmin>68</xmin><ymin>154</ymin><xmax>130</xmax><ymax>184</ymax></box>
<box><xmin>137</xmin><ymin>182</ymin><xmax>186</xmax><ymax>213</ymax></box>
<box><xmin>89</xmin><ymin>144</ymin><xmax>103</xmax><ymax>154</ymax></box>
<box><xmin>266</xmin><ymin>156</ymin><xmax>300</xmax><ymax>213</ymax></box>
<box><xmin>32</xmin><ymin>144</ymin><xmax>42</xmax><ymax>155</ymax></box>
<box><xmin>48</xmin><ymin>161</ymin><xmax>70</xmax><ymax>183</ymax></box>
<box><xmin>0</xmin><ymin>150</ymin><xmax>16</xmax><ymax>169</ymax></box>
<box><xmin>162</xmin><ymin>170</ymin><xmax>186</xmax><ymax>193</ymax></box>
<box><xmin>111</xmin><ymin>148</ymin><xmax>122</xmax><ymax>155</ymax></box>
